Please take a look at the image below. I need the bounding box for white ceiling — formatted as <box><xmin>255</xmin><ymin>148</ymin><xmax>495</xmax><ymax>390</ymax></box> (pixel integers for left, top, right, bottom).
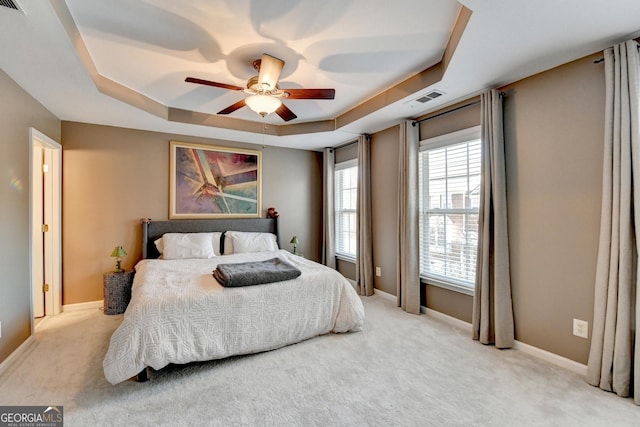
<box><xmin>2</xmin><ymin>0</ymin><xmax>640</xmax><ymax>151</ymax></box>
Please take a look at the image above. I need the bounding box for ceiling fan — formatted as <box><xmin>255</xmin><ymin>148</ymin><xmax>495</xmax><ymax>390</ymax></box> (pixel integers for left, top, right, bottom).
<box><xmin>185</xmin><ymin>53</ymin><xmax>335</xmax><ymax>122</ymax></box>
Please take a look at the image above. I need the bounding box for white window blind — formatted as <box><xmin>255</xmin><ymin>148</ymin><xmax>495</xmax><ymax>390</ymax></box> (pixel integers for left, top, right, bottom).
<box><xmin>419</xmin><ymin>128</ymin><xmax>481</xmax><ymax>292</ymax></box>
<box><xmin>335</xmin><ymin>160</ymin><xmax>358</xmax><ymax>259</ymax></box>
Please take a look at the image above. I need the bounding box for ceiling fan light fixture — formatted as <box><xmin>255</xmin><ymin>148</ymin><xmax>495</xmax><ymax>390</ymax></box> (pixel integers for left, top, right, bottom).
<box><xmin>186</xmin><ymin>53</ymin><xmax>334</xmax><ymax>122</ymax></box>
<box><xmin>245</xmin><ymin>94</ymin><xmax>281</xmax><ymax>117</ymax></box>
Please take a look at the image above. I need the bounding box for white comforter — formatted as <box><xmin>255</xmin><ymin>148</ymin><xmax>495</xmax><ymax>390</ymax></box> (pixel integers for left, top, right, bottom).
<box><xmin>103</xmin><ymin>250</ymin><xmax>365</xmax><ymax>384</ymax></box>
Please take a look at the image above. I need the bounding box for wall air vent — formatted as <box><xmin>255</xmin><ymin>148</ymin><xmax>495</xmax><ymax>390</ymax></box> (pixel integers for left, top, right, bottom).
<box><xmin>0</xmin><ymin>0</ymin><xmax>23</xmax><ymax>13</ymax></box>
<box><xmin>415</xmin><ymin>90</ymin><xmax>445</xmax><ymax>103</ymax></box>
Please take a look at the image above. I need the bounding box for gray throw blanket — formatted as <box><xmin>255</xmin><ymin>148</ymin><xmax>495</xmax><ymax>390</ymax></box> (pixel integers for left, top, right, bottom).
<box><xmin>213</xmin><ymin>257</ymin><xmax>301</xmax><ymax>287</ymax></box>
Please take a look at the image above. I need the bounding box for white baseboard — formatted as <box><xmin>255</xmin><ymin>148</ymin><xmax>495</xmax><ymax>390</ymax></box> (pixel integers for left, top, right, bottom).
<box><xmin>513</xmin><ymin>340</ymin><xmax>587</xmax><ymax>376</ymax></box>
<box><xmin>34</xmin><ymin>316</ymin><xmax>50</xmax><ymax>332</ymax></box>
<box><xmin>62</xmin><ymin>300</ymin><xmax>103</xmax><ymax>312</ymax></box>
<box><xmin>419</xmin><ymin>305</ymin><xmax>587</xmax><ymax>376</ymax></box>
<box><xmin>0</xmin><ymin>336</ymin><xmax>36</xmax><ymax>378</ymax></box>
<box><xmin>370</xmin><ymin>292</ymin><xmax>589</xmax><ymax>377</ymax></box>
<box><xmin>373</xmin><ymin>288</ymin><xmax>396</xmax><ymax>302</ymax></box>
<box><xmin>375</xmin><ymin>289</ymin><xmax>589</xmax><ymax>376</ymax></box>
<box><xmin>421</xmin><ymin>305</ymin><xmax>473</xmax><ymax>332</ymax></box>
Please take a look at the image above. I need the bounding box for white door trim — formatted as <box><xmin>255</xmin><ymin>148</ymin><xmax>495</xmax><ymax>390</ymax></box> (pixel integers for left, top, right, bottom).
<box><xmin>29</xmin><ymin>128</ymin><xmax>62</xmax><ymax>332</ymax></box>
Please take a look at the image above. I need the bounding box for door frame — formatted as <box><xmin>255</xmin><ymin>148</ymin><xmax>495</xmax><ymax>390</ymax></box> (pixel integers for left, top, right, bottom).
<box><xmin>29</xmin><ymin>128</ymin><xmax>62</xmax><ymax>328</ymax></box>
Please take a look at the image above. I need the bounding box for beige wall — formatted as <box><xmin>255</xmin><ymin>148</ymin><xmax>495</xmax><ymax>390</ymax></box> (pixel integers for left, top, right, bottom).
<box><xmin>367</xmin><ymin>53</ymin><xmax>605</xmax><ymax>364</ymax></box>
<box><xmin>0</xmin><ymin>69</ymin><xmax>61</xmax><ymax>364</ymax></box>
<box><xmin>502</xmin><ymin>53</ymin><xmax>604</xmax><ymax>364</ymax></box>
<box><xmin>336</xmin><ymin>259</ymin><xmax>356</xmax><ymax>281</ymax></box>
<box><xmin>418</xmin><ymin>98</ymin><xmax>480</xmax><ymax>140</ymax></box>
<box><xmin>335</xmin><ymin>141</ymin><xmax>358</xmax><ymax>164</ymax></box>
<box><xmin>61</xmin><ymin>122</ymin><xmax>322</xmax><ymax>305</ymax></box>
<box><xmin>371</xmin><ymin>125</ymin><xmax>400</xmax><ymax>295</ymax></box>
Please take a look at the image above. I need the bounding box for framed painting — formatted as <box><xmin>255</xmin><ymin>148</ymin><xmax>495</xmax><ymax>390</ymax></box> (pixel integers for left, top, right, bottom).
<box><xmin>170</xmin><ymin>141</ymin><xmax>262</xmax><ymax>218</ymax></box>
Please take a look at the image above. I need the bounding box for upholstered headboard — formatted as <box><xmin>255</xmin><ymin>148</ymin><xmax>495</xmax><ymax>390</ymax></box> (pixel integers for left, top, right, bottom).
<box><xmin>141</xmin><ymin>217</ymin><xmax>279</xmax><ymax>259</ymax></box>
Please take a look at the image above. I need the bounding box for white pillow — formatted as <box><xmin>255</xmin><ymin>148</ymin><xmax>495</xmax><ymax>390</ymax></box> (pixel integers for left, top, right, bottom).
<box><xmin>222</xmin><ymin>233</ymin><xmax>234</xmax><ymax>255</ymax></box>
<box><xmin>154</xmin><ymin>237</ymin><xmax>164</xmax><ymax>255</ymax></box>
<box><xmin>155</xmin><ymin>232</ymin><xmax>222</xmax><ymax>257</ymax></box>
<box><xmin>226</xmin><ymin>231</ymin><xmax>279</xmax><ymax>253</ymax></box>
<box><xmin>160</xmin><ymin>232</ymin><xmax>217</xmax><ymax>259</ymax></box>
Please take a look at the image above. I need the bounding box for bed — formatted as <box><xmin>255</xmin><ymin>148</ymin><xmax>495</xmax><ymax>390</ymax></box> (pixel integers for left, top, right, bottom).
<box><xmin>103</xmin><ymin>218</ymin><xmax>365</xmax><ymax>385</ymax></box>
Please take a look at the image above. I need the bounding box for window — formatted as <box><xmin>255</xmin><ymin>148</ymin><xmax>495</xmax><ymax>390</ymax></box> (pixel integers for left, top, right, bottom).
<box><xmin>335</xmin><ymin>160</ymin><xmax>358</xmax><ymax>259</ymax></box>
<box><xmin>418</xmin><ymin>127</ymin><xmax>481</xmax><ymax>294</ymax></box>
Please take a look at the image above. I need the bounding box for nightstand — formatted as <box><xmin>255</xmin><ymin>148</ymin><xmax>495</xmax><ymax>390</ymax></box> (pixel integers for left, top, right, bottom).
<box><xmin>103</xmin><ymin>270</ymin><xmax>134</xmax><ymax>315</ymax></box>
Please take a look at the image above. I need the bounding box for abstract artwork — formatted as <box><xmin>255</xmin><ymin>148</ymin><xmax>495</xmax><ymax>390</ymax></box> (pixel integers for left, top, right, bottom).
<box><xmin>170</xmin><ymin>141</ymin><xmax>261</xmax><ymax>218</ymax></box>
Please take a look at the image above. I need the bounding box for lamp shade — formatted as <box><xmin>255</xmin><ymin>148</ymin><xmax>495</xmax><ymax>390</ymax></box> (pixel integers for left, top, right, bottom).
<box><xmin>245</xmin><ymin>95</ymin><xmax>282</xmax><ymax>117</ymax></box>
<box><xmin>290</xmin><ymin>236</ymin><xmax>299</xmax><ymax>245</ymax></box>
<box><xmin>111</xmin><ymin>246</ymin><xmax>127</xmax><ymax>257</ymax></box>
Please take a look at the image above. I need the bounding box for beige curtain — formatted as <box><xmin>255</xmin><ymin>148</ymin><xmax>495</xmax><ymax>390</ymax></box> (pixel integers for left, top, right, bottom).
<box><xmin>586</xmin><ymin>40</ymin><xmax>640</xmax><ymax>405</ymax></box>
<box><xmin>397</xmin><ymin>120</ymin><xmax>420</xmax><ymax>314</ymax></box>
<box><xmin>472</xmin><ymin>89</ymin><xmax>514</xmax><ymax>348</ymax></box>
<box><xmin>322</xmin><ymin>147</ymin><xmax>336</xmax><ymax>269</ymax></box>
<box><xmin>356</xmin><ymin>135</ymin><xmax>374</xmax><ymax>296</ymax></box>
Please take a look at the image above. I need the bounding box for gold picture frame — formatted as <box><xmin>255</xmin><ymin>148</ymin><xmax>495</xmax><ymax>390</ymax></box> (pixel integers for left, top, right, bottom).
<box><xmin>170</xmin><ymin>141</ymin><xmax>262</xmax><ymax>218</ymax></box>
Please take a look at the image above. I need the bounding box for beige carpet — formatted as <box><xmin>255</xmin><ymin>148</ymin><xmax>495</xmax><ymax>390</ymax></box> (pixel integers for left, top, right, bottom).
<box><xmin>0</xmin><ymin>295</ymin><xmax>637</xmax><ymax>426</ymax></box>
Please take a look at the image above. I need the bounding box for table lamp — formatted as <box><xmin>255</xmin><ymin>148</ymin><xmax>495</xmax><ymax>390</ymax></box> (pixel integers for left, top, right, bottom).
<box><xmin>290</xmin><ymin>236</ymin><xmax>299</xmax><ymax>255</ymax></box>
<box><xmin>111</xmin><ymin>246</ymin><xmax>127</xmax><ymax>272</ymax></box>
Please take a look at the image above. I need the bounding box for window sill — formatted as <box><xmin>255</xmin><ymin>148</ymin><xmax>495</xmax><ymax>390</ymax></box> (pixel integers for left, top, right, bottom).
<box><xmin>420</xmin><ymin>275</ymin><xmax>475</xmax><ymax>296</ymax></box>
<box><xmin>336</xmin><ymin>254</ymin><xmax>356</xmax><ymax>263</ymax></box>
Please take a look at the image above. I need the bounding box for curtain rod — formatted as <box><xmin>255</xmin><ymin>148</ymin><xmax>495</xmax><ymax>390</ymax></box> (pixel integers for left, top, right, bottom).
<box><xmin>411</xmin><ymin>100</ymin><xmax>480</xmax><ymax>127</ymax></box>
<box><xmin>411</xmin><ymin>92</ymin><xmax>506</xmax><ymax>127</ymax></box>
<box><xmin>594</xmin><ymin>39</ymin><xmax>640</xmax><ymax>63</ymax></box>
<box><xmin>331</xmin><ymin>139</ymin><xmax>358</xmax><ymax>151</ymax></box>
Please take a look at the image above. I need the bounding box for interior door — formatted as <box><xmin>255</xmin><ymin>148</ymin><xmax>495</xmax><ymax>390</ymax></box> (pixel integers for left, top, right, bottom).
<box><xmin>32</xmin><ymin>144</ymin><xmax>45</xmax><ymax>318</ymax></box>
<box><xmin>43</xmin><ymin>147</ymin><xmax>53</xmax><ymax>315</ymax></box>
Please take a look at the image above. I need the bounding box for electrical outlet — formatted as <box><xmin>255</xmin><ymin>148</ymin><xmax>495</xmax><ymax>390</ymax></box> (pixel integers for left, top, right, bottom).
<box><xmin>375</xmin><ymin>267</ymin><xmax>381</xmax><ymax>277</ymax></box>
<box><xmin>573</xmin><ymin>319</ymin><xmax>588</xmax><ymax>339</ymax></box>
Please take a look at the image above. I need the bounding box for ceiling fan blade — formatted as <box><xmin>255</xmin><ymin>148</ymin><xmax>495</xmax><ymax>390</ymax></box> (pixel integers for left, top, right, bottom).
<box><xmin>258</xmin><ymin>53</ymin><xmax>284</xmax><ymax>91</ymax></box>
<box><xmin>284</xmin><ymin>88</ymin><xmax>335</xmax><ymax>100</ymax></box>
<box><xmin>218</xmin><ymin>99</ymin><xmax>247</xmax><ymax>115</ymax></box>
<box><xmin>185</xmin><ymin>77</ymin><xmax>244</xmax><ymax>91</ymax></box>
<box><xmin>275</xmin><ymin>104</ymin><xmax>297</xmax><ymax>122</ymax></box>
